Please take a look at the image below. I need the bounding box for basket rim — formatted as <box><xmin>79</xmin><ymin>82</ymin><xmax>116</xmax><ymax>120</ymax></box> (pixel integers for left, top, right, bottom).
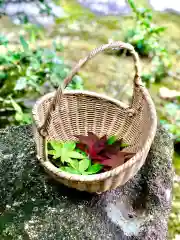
<box><xmin>33</xmin><ymin>87</ymin><xmax>157</xmax><ymax>182</ymax></box>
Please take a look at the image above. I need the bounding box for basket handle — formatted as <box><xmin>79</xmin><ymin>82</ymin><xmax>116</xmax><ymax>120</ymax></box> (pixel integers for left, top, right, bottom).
<box><xmin>38</xmin><ymin>41</ymin><xmax>142</xmax><ymax>136</ymax></box>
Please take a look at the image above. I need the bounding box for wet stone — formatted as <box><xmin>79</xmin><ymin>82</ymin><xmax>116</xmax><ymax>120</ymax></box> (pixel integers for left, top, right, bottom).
<box><xmin>0</xmin><ymin>125</ymin><xmax>173</xmax><ymax>240</ymax></box>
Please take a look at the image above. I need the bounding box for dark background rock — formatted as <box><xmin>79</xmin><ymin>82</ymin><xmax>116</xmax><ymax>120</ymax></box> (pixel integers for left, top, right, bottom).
<box><xmin>0</xmin><ymin>124</ymin><xmax>173</xmax><ymax>240</ymax></box>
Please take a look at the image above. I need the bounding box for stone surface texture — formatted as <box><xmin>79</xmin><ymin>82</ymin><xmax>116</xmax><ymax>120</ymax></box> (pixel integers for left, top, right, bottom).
<box><xmin>0</xmin><ymin>125</ymin><xmax>173</xmax><ymax>240</ymax></box>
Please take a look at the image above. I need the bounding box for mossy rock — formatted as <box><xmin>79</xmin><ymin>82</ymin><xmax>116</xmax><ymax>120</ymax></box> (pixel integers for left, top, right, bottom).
<box><xmin>0</xmin><ymin>124</ymin><xmax>173</xmax><ymax>239</ymax></box>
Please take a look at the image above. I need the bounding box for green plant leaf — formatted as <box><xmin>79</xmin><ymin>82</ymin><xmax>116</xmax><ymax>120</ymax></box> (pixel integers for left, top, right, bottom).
<box><xmin>22</xmin><ymin>113</ymin><xmax>32</xmax><ymax>124</ymax></box>
<box><xmin>85</xmin><ymin>163</ymin><xmax>103</xmax><ymax>174</ymax></box>
<box><xmin>53</xmin><ymin>150</ymin><xmax>62</xmax><ymax>159</ymax></box>
<box><xmin>53</xmin><ymin>41</ymin><xmax>64</xmax><ymax>52</ymax></box>
<box><xmin>20</xmin><ymin>36</ymin><xmax>29</xmax><ymax>51</ymax></box>
<box><xmin>15</xmin><ymin>112</ymin><xmax>23</xmax><ymax>122</ymax></box>
<box><xmin>63</xmin><ymin>142</ymin><xmax>76</xmax><ymax>151</ymax></box>
<box><xmin>0</xmin><ymin>71</ymin><xmax>7</xmax><ymax>80</ymax></box>
<box><xmin>127</xmin><ymin>0</ymin><xmax>136</xmax><ymax>10</ymax></box>
<box><xmin>69</xmin><ymin>159</ymin><xmax>79</xmax><ymax>170</ymax></box>
<box><xmin>79</xmin><ymin>158</ymin><xmax>90</xmax><ymax>173</ymax></box>
<box><xmin>120</xmin><ymin>143</ymin><xmax>129</xmax><ymax>148</ymax></box>
<box><xmin>72</xmin><ymin>75</ymin><xmax>83</xmax><ymax>84</ymax></box>
<box><xmin>107</xmin><ymin>136</ymin><xmax>117</xmax><ymax>145</ymax></box>
<box><xmin>10</xmin><ymin>97</ymin><xmax>31</xmax><ymax>123</ymax></box>
<box><xmin>10</xmin><ymin>98</ymin><xmax>24</xmax><ymax>122</ymax></box>
<box><xmin>10</xmin><ymin>98</ymin><xmax>23</xmax><ymax>114</ymax></box>
<box><xmin>60</xmin><ymin>166</ymin><xmax>80</xmax><ymax>174</ymax></box>
<box><xmin>153</xmin><ymin>26</ymin><xmax>166</xmax><ymax>33</ymax></box>
<box><xmin>60</xmin><ymin>148</ymin><xmax>68</xmax><ymax>163</ymax></box>
<box><xmin>0</xmin><ymin>34</ymin><xmax>9</xmax><ymax>46</ymax></box>
<box><xmin>48</xmin><ymin>140</ymin><xmax>86</xmax><ymax>165</ymax></box>
<box><xmin>68</xmin><ymin>151</ymin><xmax>85</xmax><ymax>159</ymax></box>
<box><xmin>49</xmin><ymin>140</ymin><xmax>63</xmax><ymax>150</ymax></box>
<box><xmin>49</xmin><ymin>141</ymin><xmax>62</xmax><ymax>159</ymax></box>
<box><xmin>14</xmin><ymin>77</ymin><xmax>27</xmax><ymax>90</ymax></box>
<box><xmin>75</xmin><ymin>148</ymin><xmax>87</xmax><ymax>157</ymax></box>
<box><xmin>48</xmin><ymin>150</ymin><xmax>56</xmax><ymax>155</ymax></box>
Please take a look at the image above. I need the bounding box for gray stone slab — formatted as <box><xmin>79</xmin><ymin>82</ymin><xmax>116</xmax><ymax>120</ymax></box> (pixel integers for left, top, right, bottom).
<box><xmin>0</xmin><ymin>125</ymin><xmax>173</xmax><ymax>239</ymax></box>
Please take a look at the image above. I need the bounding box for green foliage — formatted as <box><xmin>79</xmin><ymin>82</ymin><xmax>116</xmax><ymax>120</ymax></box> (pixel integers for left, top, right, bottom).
<box><xmin>23</xmin><ymin>24</ymin><xmax>45</xmax><ymax>43</ymax></box>
<box><xmin>0</xmin><ymin>35</ymin><xmax>8</xmax><ymax>46</ymax></box>
<box><xmin>57</xmin><ymin>0</ymin><xmax>95</xmax><ymax>24</ymax></box>
<box><xmin>160</xmin><ymin>102</ymin><xmax>180</xmax><ymax>143</ymax></box>
<box><xmin>48</xmin><ymin>141</ymin><xmax>85</xmax><ymax>162</ymax></box>
<box><xmin>107</xmin><ymin>135</ymin><xmax>117</xmax><ymax>145</ymax></box>
<box><xmin>48</xmin><ymin>133</ymin><xmax>132</xmax><ymax>175</ymax></box>
<box><xmin>126</xmin><ymin>0</ymin><xmax>172</xmax><ymax>85</ymax></box>
<box><xmin>160</xmin><ymin>100</ymin><xmax>180</xmax><ymax>179</ymax></box>
<box><xmin>10</xmin><ymin>97</ymin><xmax>32</xmax><ymax>124</ymax></box>
<box><xmin>78</xmin><ymin>158</ymin><xmax>91</xmax><ymax>173</ymax></box>
<box><xmin>168</xmin><ymin>182</ymin><xmax>180</xmax><ymax>239</ymax></box>
<box><xmin>48</xmin><ymin>132</ymin><xmax>131</xmax><ymax>175</ymax></box>
<box><xmin>173</xmin><ymin>153</ymin><xmax>180</xmax><ymax>175</ymax></box>
<box><xmin>125</xmin><ymin>5</ymin><xmax>180</xmax><ymax>236</ymax></box>
<box><xmin>19</xmin><ymin>35</ymin><xmax>29</xmax><ymax>51</ymax></box>
<box><xmin>126</xmin><ymin>0</ymin><xmax>166</xmax><ymax>56</ymax></box>
<box><xmin>0</xmin><ymin>33</ymin><xmax>83</xmax><ymax>126</ymax></box>
<box><xmin>48</xmin><ymin>140</ymin><xmax>103</xmax><ymax>175</ymax></box>
<box><xmin>84</xmin><ymin>163</ymin><xmax>103</xmax><ymax>175</ymax></box>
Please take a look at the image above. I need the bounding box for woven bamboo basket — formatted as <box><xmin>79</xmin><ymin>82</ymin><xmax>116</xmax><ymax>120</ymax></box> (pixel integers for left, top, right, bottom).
<box><xmin>32</xmin><ymin>41</ymin><xmax>157</xmax><ymax>193</ymax></box>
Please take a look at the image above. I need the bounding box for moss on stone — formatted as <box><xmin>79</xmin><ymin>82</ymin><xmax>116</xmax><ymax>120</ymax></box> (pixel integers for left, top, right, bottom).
<box><xmin>0</xmin><ymin>125</ymin><xmax>173</xmax><ymax>239</ymax></box>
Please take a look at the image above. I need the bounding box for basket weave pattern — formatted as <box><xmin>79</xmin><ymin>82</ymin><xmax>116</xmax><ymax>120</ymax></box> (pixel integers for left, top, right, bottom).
<box><xmin>32</xmin><ymin>42</ymin><xmax>157</xmax><ymax>193</ymax></box>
